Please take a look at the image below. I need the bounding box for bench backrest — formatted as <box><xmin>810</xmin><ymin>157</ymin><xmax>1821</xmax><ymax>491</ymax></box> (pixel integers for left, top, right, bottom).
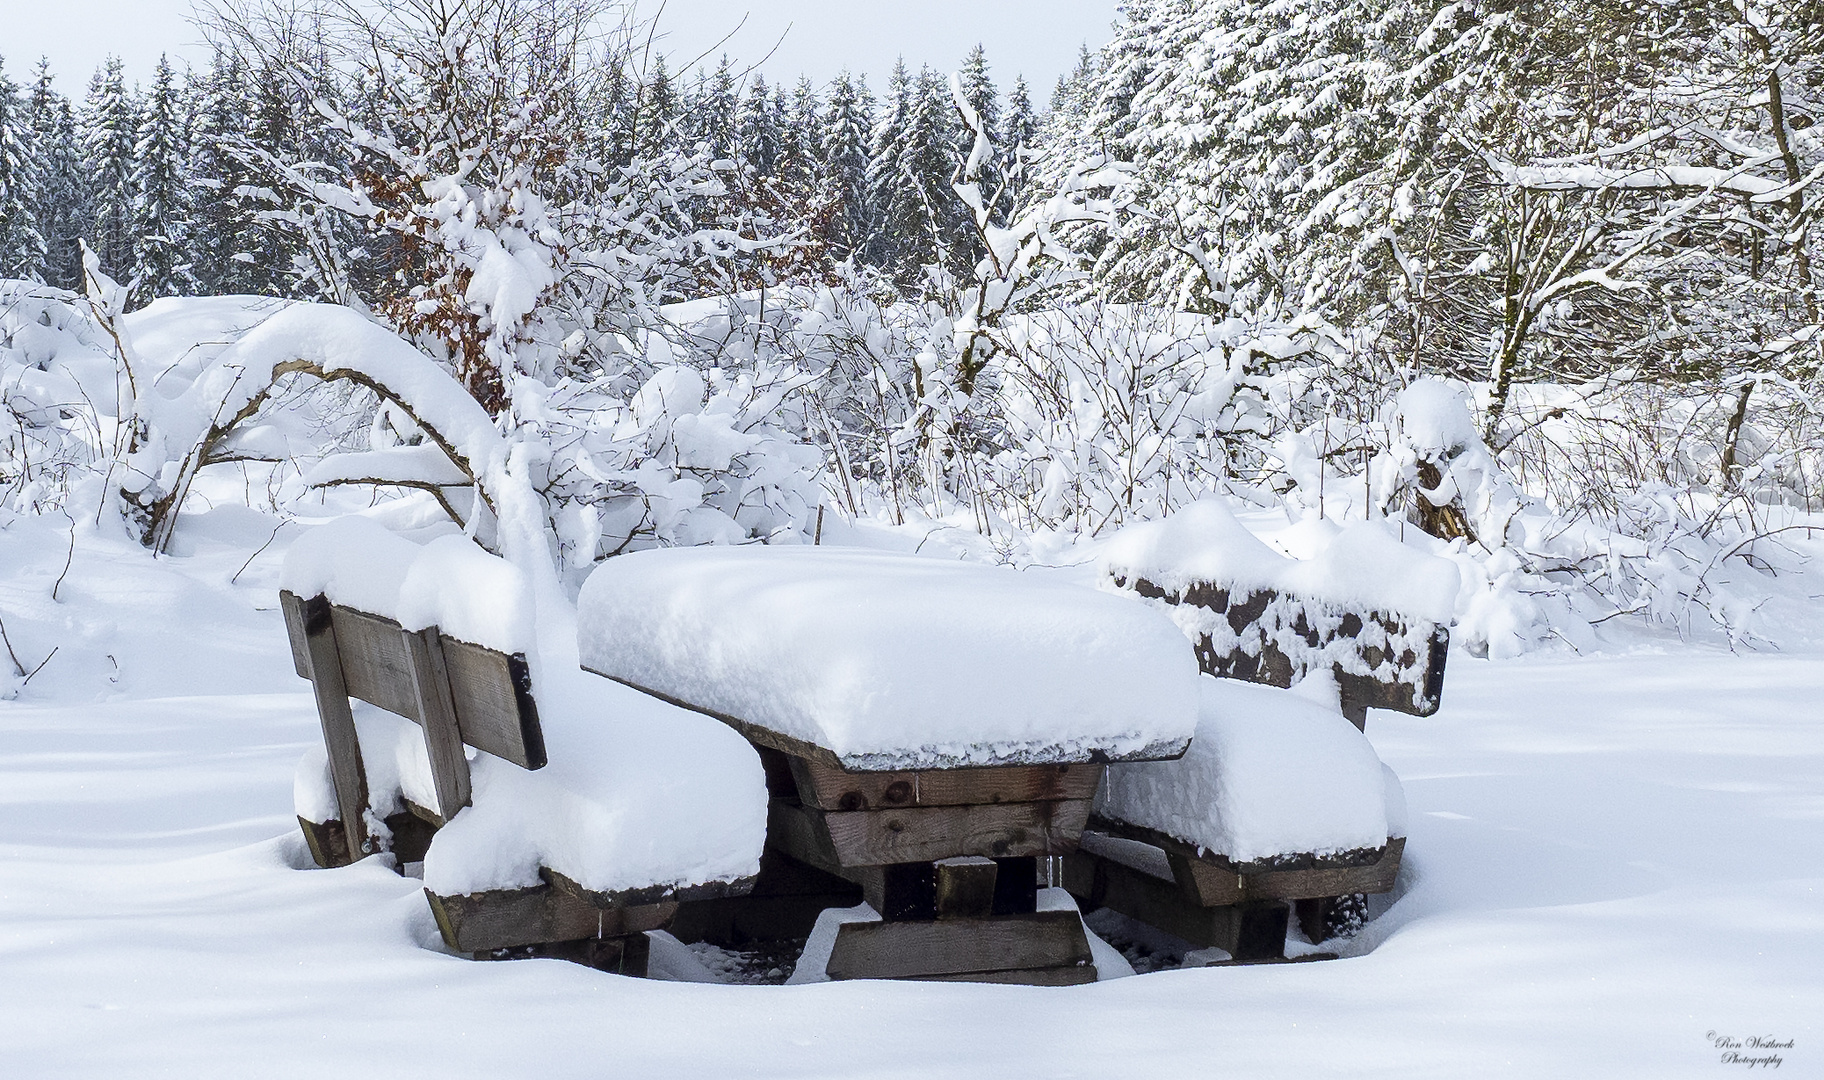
<box><xmin>1107</xmin><ymin>573</ymin><xmax>1449</xmax><ymax>726</ymax></box>
<box><xmin>280</xmin><ymin>591</ymin><xmax>545</xmax><ymax>769</ymax></box>
<box><xmin>280</xmin><ymin>589</ymin><xmax>544</xmax><ymax>862</ymax></box>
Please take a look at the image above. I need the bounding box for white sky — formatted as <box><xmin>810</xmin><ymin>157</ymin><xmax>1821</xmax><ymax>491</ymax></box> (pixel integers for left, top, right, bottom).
<box><xmin>2</xmin><ymin>1</ymin><xmax>1120</xmax><ymax>96</ymax></box>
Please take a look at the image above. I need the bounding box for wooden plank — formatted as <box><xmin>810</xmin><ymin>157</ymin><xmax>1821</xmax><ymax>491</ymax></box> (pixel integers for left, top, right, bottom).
<box><xmin>401</xmin><ymin>626</ymin><xmax>473</xmax><ymax>820</ymax></box>
<box><xmin>326</xmin><ymin>603</ymin><xmax>419</xmax><ymax>718</ymax></box>
<box><xmin>790</xmin><ymin>759</ymin><xmax>1101</xmax><ymax>812</ymax></box>
<box><xmin>280</xmin><ymin>590</ymin><xmax>312</xmax><ymax>680</ymax></box>
<box><xmin>1065</xmin><ymin>851</ymin><xmax>1244</xmax><ymax>949</ymax></box>
<box><xmin>912</xmin><ymin>964</ymin><xmax>1099</xmax><ymax>986</ymax></box>
<box><xmin>824</xmin><ymin>910</ymin><xmax>1092</xmax><ymax>981</ymax></box>
<box><xmin>296</xmin><ymin>815</ymin><xmax>349</xmax><ymax>869</ymax></box>
<box><xmin>935</xmin><ymin>857</ymin><xmax>998</xmax><ymax>919</ymax></box>
<box><xmin>766</xmin><ymin>800</ymin><xmax>846</xmax><ymax>876</ymax></box>
<box><xmin>1064</xmin><ymin>852</ymin><xmax>1289</xmax><ymax>959</ymax></box>
<box><xmin>442</xmin><ymin>639</ymin><xmax>545</xmax><ymax>770</ymax></box>
<box><xmin>425</xmin><ymin>884</ymin><xmax>677</xmax><ymax>953</ymax></box>
<box><xmin>1114</xmin><ymin>577</ymin><xmax>1451</xmax><ymax>717</ymax></box>
<box><xmin>1240</xmin><ymin>837</ymin><xmax>1403</xmax><ymax>902</ymax></box>
<box><xmin>668</xmin><ymin>849</ymin><xmax>863</xmax><ymax>945</ymax></box>
<box><xmin>542</xmin><ymin>866</ymin><xmax>757</xmax><ymax>910</ymax></box>
<box><xmin>295</xmin><ymin>593</ymin><xmax>371</xmax><ymax>861</ymax></box>
<box><xmin>818</xmin><ymin>799</ymin><xmax>1094</xmax><ymax>866</ymax></box>
<box><xmin>502</xmin><ymin>932</ymin><xmax>652</xmax><ymax>975</ymax></box>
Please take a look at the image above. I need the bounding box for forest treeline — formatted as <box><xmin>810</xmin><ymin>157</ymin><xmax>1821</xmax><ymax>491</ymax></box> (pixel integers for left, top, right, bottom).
<box><xmin>1</xmin><ymin>0</ymin><xmax>1820</xmax><ymax>655</ymax></box>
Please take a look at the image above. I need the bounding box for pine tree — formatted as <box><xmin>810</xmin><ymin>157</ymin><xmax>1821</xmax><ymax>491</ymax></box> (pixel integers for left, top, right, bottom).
<box><xmin>27</xmin><ymin>62</ymin><xmax>86</xmax><ymax>290</ymax></box>
<box><xmin>821</xmin><ymin>71</ymin><xmax>874</xmax><ymax>260</ymax></box>
<box><xmin>187</xmin><ymin>51</ymin><xmax>254</xmax><ymax>295</ymax></box>
<box><xmin>889</xmin><ymin>66</ymin><xmax>971</xmax><ymax>284</ymax></box>
<box><xmin>81</xmin><ymin>57</ymin><xmax>140</xmax><ymax>280</ymax></box>
<box><xmin>0</xmin><ymin>58</ymin><xmax>46</xmax><ymax>279</ymax></box>
<box><xmin>736</xmin><ymin>74</ymin><xmax>781</xmax><ymax>177</ymax></box>
<box><xmin>1001</xmin><ymin>75</ymin><xmax>1039</xmax><ymax>212</ymax></box>
<box><xmin>955</xmin><ymin>45</ymin><xmax>1002</xmax><ymax>225</ymax></box>
<box><xmin>780</xmin><ymin>76</ymin><xmax>821</xmax><ymax>191</ymax></box>
<box><xmin>638</xmin><ymin>54</ymin><xmax>680</xmax><ymax>158</ymax></box>
<box><xmin>131</xmin><ymin>56</ymin><xmax>194</xmax><ymax>302</ymax></box>
<box><xmin>692</xmin><ymin>57</ymin><xmax>739</xmax><ymax>158</ymax></box>
<box><xmin>863</xmin><ymin>59</ymin><xmax>915</xmax><ymax>270</ymax></box>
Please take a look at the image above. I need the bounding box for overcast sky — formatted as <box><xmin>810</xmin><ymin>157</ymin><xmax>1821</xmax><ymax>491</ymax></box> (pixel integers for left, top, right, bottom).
<box><xmin>3</xmin><ymin>1</ymin><xmax>1120</xmax><ymax>96</ymax></box>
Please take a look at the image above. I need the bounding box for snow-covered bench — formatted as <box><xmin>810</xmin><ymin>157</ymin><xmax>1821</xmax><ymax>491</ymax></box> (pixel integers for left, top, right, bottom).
<box><xmin>578</xmin><ymin>546</ymin><xmax>1203</xmax><ymax>985</ymax></box>
<box><xmin>1065</xmin><ymin>503</ymin><xmax>1457</xmax><ymax>961</ymax></box>
<box><xmin>280</xmin><ymin>519</ymin><xmax>764</xmax><ymax>975</ymax></box>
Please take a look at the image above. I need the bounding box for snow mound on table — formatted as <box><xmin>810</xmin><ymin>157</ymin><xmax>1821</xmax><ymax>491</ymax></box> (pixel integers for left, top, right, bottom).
<box><xmin>1100</xmin><ymin>498</ymin><xmax>1459</xmax><ymax>624</ymax></box>
<box><xmin>1098</xmin><ymin>675</ymin><xmax>1392</xmax><ymax>861</ymax></box>
<box><xmin>576</xmin><ymin>546</ymin><xmax>1201</xmax><ymax>770</ymax></box>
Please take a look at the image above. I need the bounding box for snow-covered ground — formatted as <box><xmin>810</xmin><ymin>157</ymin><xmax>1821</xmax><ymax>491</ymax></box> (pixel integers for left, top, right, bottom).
<box><xmin>1</xmin><ymin>510</ymin><xmax>1819</xmax><ymax>1078</ymax></box>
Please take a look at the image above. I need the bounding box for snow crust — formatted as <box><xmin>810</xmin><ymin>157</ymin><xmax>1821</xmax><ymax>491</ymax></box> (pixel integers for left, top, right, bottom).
<box><xmin>1100</xmin><ymin>497</ymin><xmax>1461</xmax><ymax>624</ymax></box>
<box><xmin>576</xmin><ymin>546</ymin><xmax>1201</xmax><ymax>769</ymax></box>
<box><xmin>1098</xmin><ymin>675</ymin><xmax>1393</xmax><ymax>861</ymax></box>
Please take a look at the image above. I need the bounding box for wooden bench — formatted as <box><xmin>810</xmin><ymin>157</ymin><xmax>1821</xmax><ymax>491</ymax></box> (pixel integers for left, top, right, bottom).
<box><xmin>280</xmin><ymin>589</ymin><xmax>750</xmax><ymax>975</ymax></box>
<box><xmin>1066</xmin><ymin>572</ymin><xmax>1448</xmax><ymax>961</ymax></box>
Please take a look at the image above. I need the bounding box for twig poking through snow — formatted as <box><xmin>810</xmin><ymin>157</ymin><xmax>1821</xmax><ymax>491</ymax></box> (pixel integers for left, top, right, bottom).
<box><xmin>0</xmin><ymin>612</ymin><xmax>25</xmax><ymax>678</ymax></box>
<box><xmin>52</xmin><ymin>513</ymin><xmax>75</xmax><ymax>602</ymax></box>
<box><xmin>232</xmin><ymin>521</ymin><xmax>291</xmax><ymax>586</ymax></box>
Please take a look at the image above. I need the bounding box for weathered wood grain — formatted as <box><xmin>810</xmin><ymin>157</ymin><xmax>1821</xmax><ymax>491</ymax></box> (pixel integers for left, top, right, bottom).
<box><xmin>818</xmin><ymin>800</ymin><xmax>1094</xmax><ymax>866</ymax></box>
<box><xmin>542</xmin><ymin>866</ymin><xmax>758</xmax><ymax>910</ymax></box>
<box><xmin>790</xmin><ymin>759</ymin><xmax>1101</xmax><ymax>812</ymax></box>
<box><xmin>425</xmin><ymin>884</ymin><xmax>677</xmax><ymax>954</ymax></box>
<box><xmin>401</xmin><ymin>626</ymin><xmax>472</xmax><ymax>820</ymax></box>
<box><xmin>823</xmin><ymin>910</ymin><xmax>1093</xmax><ymax>981</ymax></box>
<box><xmin>291</xmin><ymin>593</ymin><xmax>371</xmax><ymax>861</ymax></box>
<box><xmin>934</xmin><ymin>857</ymin><xmax>998</xmax><ymax>919</ymax></box>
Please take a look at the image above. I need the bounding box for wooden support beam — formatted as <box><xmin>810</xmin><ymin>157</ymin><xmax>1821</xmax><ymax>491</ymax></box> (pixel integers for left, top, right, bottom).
<box><xmin>401</xmin><ymin>626</ymin><xmax>472</xmax><ymax>821</ymax></box>
<box><xmin>935</xmin><ymin>857</ymin><xmax>998</xmax><ymax>919</ymax></box>
<box><xmin>770</xmin><ymin>798</ymin><xmax>1093</xmax><ymax>869</ymax></box>
<box><xmin>823</xmin><ymin>910</ymin><xmax>1093</xmax><ymax>982</ymax></box>
<box><xmin>289</xmin><ymin>592</ymin><xmax>371</xmax><ymax>862</ymax></box>
<box><xmin>789</xmin><ymin>759</ymin><xmax>1101</xmax><ymax>812</ymax></box>
<box><xmin>670</xmin><ymin>849</ymin><xmax>863</xmax><ymax>945</ymax></box>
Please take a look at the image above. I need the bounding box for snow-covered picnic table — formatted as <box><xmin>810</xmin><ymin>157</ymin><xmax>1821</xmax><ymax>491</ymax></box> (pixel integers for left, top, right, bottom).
<box><xmin>578</xmin><ymin>545</ymin><xmax>1204</xmax><ymax>983</ymax></box>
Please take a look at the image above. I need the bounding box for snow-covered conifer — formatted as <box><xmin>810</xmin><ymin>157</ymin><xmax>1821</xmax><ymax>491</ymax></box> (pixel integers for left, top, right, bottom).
<box><xmin>0</xmin><ymin>59</ymin><xmax>45</xmax><ymax>280</ymax></box>
<box><xmin>821</xmin><ymin>72</ymin><xmax>874</xmax><ymax>260</ymax></box>
<box><xmin>81</xmin><ymin>58</ymin><xmax>140</xmax><ymax>281</ymax></box>
<box><xmin>25</xmin><ymin>62</ymin><xmax>85</xmax><ymax>289</ymax></box>
<box><xmin>131</xmin><ymin>56</ymin><xmax>195</xmax><ymax>303</ymax></box>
